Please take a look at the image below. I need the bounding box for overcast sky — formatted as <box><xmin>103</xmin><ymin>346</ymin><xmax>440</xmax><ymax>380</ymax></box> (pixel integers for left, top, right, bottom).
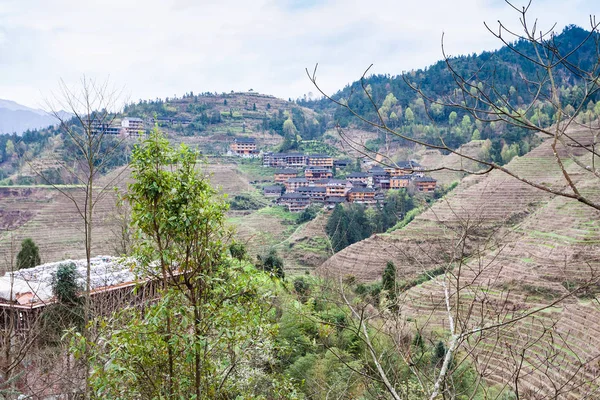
<box><xmin>0</xmin><ymin>0</ymin><xmax>597</xmax><ymax>109</ymax></box>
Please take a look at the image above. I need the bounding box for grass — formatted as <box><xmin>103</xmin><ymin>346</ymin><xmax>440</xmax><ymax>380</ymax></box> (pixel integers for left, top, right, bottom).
<box><xmin>255</xmin><ymin>205</ymin><xmax>298</xmax><ymax>223</ymax></box>
<box><xmin>525</xmin><ymin>229</ymin><xmax>581</xmax><ymax>244</ymax></box>
<box><xmin>235</xmin><ymin>160</ymin><xmax>277</xmax><ymax>181</ymax></box>
<box><xmin>387</xmin><ymin>207</ymin><xmax>423</xmax><ymax>232</ymax></box>
<box><xmin>294</xmin><ymin>237</ymin><xmax>330</xmax><ymax>254</ymax></box>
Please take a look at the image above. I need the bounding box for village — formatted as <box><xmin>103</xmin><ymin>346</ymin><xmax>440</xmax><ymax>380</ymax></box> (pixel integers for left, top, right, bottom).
<box><xmin>229</xmin><ymin>137</ymin><xmax>437</xmax><ymax>212</ymax></box>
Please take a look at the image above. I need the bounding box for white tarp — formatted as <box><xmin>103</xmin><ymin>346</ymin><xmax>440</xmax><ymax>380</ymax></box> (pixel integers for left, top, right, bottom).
<box><xmin>0</xmin><ymin>256</ymin><xmax>138</xmax><ymax>304</ymax></box>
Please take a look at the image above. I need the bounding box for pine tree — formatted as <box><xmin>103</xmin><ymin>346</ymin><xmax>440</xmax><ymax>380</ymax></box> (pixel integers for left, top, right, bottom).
<box><xmin>326</xmin><ymin>204</ymin><xmax>349</xmax><ymax>252</ymax></box>
<box><xmin>16</xmin><ymin>238</ymin><xmax>41</xmax><ymax>270</ymax></box>
<box><xmin>382</xmin><ymin>261</ymin><xmax>397</xmax><ymax>304</ymax></box>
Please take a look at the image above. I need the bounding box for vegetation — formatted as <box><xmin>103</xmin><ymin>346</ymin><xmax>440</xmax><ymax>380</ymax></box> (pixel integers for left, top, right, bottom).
<box><xmin>257</xmin><ymin>248</ymin><xmax>285</xmax><ymax>279</ymax></box>
<box><xmin>16</xmin><ymin>238</ymin><xmax>41</xmax><ymax>270</ymax></box>
<box><xmin>326</xmin><ymin>190</ymin><xmax>415</xmax><ymax>252</ymax></box>
<box><xmin>228</xmin><ymin>191</ymin><xmax>269</xmax><ymax>210</ymax></box>
<box><xmin>51</xmin><ymin>262</ymin><xmax>80</xmax><ymax>305</ymax></box>
<box><xmin>303</xmin><ymin>25</ymin><xmax>599</xmax><ymax>166</ymax></box>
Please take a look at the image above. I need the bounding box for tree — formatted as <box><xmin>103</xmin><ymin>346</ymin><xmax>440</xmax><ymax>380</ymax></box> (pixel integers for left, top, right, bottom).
<box><xmin>229</xmin><ymin>242</ymin><xmax>247</xmax><ymax>261</ymax></box>
<box><xmin>51</xmin><ymin>262</ymin><xmax>81</xmax><ymax>306</ymax></box>
<box><xmin>16</xmin><ymin>238</ymin><xmax>41</xmax><ymax>270</ymax></box>
<box><xmin>5</xmin><ymin>140</ymin><xmax>15</xmax><ymax>158</ymax></box>
<box><xmin>258</xmin><ymin>248</ymin><xmax>285</xmax><ymax>279</ymax></box>
<box><xmin>404</xmin><ymin>107</ymin><xmax>415</xmax><ymax>124</ymax></box>
<box><xmin>382</xmin><ymin>261</ymin><xmax>396</xmax><ymax>305</ymax></box>
<box><xmin>72</xmin><ymin>128</ymin><xmax>296</xmax><ymax>399</ymax></box>
<box><xmin>38</xmin><ymin>77</ymin><xmax>127</xmax><ymax>396</ymax></box>
<box><xmin>283</xmin><ymin>117</ymin><xmax>298</xmax><ymax>136</ymax></box>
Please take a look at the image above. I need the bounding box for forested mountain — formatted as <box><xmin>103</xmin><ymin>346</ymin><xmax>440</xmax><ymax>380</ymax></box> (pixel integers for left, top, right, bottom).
<box><xmin>300</xmin><ymin>25</ymin><xmax>600</xmax><ymax>163</ymax></box>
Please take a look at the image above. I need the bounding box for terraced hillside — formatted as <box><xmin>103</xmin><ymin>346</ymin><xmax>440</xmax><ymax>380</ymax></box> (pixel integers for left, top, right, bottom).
<box><xmin>317</xmin><ymin>126</ymin><xmax>600</xmax><ymax>397</ymax></box>
<box><xmin>0</xmin><ymin>160</ymin><xmax>254</xmax><ymax>273</ymax></box>
<box><xmin>229</xmin><ymin>208</ymin><xmax>331</xmax><ymax>275</ymax></box>
<box><xmin>418</xmin><ymin>139</ymin><xmax>489</xmax><ymax>186</ymax></box>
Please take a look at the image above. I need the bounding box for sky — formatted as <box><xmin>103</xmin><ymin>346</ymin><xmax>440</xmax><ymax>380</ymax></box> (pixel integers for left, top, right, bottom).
<box><xmin>0</xmin><ymin>0</ymin><xmax>597</xmax><ymax>110</ymax></box>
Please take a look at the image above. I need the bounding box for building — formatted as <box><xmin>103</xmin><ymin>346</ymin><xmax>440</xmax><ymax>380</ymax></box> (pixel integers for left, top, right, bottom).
<box><xmin>274</xmin><ymin>168</ymin><xmax>298</xmax><ymax>183</ymax></box>
<box><xmin>263</xmin><ymin>185</ymin><xmax>283</xmax><ymax>197</ymax></box>
<box><xmin>371</xmin><ymin>171</ymin><xmax>390</xmax><ymax>188</ymax></box>
<box><xmin>230</xmin><ymin>137</ymin><xmax>259</xmax><ymax>158</ymax></box>
<box><xmin>285</xmin><ymin>177</ymin><xmax>310</xmax><ymax>192</ymax></box>
<box><xmin>278</xmin><ymin>193</ymin><xmax>310</xmax><ymax>212</ymax></box>
<box><xmin>305</xmin><ymin>166</ymin><xmax>333</xmax><ymax>181</ymax></box>
<box><xmin>325</xmin><ymin>196</ymin><xmax>347</xmax><ymax>209</ymax></box>
<box><xmin>410</xmin><ymin>160</ymin><xmax>425</xmax><ymax>172</ymax></box>
<box><xmin>91</xmin><ymin>120</ymin><xmax>123</xmax><ymax>135</ymax></box>
<box><xmin>382</xmin><ymin>161</ymin><xmax>425</xmax><ymax>176</ymax></box>
<box><xmin>122</xmin><ymin>117</ymin><xmax>145</xmax><ymax>136</ymax></box>
<box><xmin>263</xmin><ymin>152</ymin><xmax>307</xmax><ymax>168</ymax></box>
<box><xmin>378</xmin><ymin>178</ymin><xmax>391</xmax><ymax>190</ymax></box>
<box><xmin>308</xmin><ymin>154</ymin><xmax>334</xmax><ymax>168</ymax></box>
<box><xmin>347</xmin><ymin>187</ymin><xmax>376</xmax><ymax>204</ymax></box>
<box><xmin>323</xmin><ymin>179</ymin><xmax>352</xmax><ymax>197</ymax></box>
<box><xmin>347</xmin><ymin>172</ymin><xmax>369</xmax><ymax>187</ymax></box>
<box><xmin>390</xmin><ymin>175</ymin><xmax>412</xmax><ymax>189</ymax></box>
<box><xmin>297</xmin><ymin>186</ymin><xmax>327</xmax><ymax>201</ymax></box>
<box><xmin>412</xmin><ymin>176</ymin><xmax>437</xmax><ymax>193</ymax></box>
<box><xmin>0</xmin><ymin>257</ymin><xmax>163</xmax><ymax>332</ymax></box>
<box><xmin>334</xmin><ymin>159</ymin><xmax>352</xmax><ymax>169</ymax></box>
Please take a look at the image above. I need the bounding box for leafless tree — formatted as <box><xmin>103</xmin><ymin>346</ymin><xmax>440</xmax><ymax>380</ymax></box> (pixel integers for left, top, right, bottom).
<box><xmin>24</xmin><ymin>76</ymin><xmax>130</xmax><ymax>397</ymax></box>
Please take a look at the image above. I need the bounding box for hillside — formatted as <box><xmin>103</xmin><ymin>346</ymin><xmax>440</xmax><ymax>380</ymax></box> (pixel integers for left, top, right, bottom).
<box><xmin>122</xmin><ymin>91</ymin><xmax>330</xmax><ymax>154</ymax></box>
<box><xmin>316</xmin><ymin>124</ymin><xmax>600</xmax><ymax>397</ymax></box>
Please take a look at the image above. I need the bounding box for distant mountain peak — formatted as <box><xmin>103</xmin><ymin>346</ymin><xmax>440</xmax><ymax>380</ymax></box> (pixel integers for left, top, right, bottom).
<box><xmin>0</xmin><ymin>99</ymin><xmax>62</xmax><ymax>135</ymax></box>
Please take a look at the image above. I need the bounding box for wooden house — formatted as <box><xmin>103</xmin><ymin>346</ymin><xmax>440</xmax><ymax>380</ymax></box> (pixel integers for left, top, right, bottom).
<box><xmin>274</xmin><ymin>168</ymin><xmax>298</xmax><ymax>183</ymax></box>
<box><xmin>347</xmin><ymin>187</ymin><xmax>376</xmax><ymax>204</ymax></box>
<box><xmin>278</xmin><ymin>193</ymin><xmax>310</xmax><ymax>212</ymax></box>
<box><xmin>285</xmin><ymin>177</ymin><xmax>310</xmax><ymax>192</ymax></box>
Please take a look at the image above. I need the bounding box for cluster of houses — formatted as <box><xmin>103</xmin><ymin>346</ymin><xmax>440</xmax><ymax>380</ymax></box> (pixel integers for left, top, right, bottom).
<box><xmin>261</xmin><ymin>152</ymin><xmax>437</xmax><ymax>212</ymax></box>
<box><xmin>226</xmin><ymin>137</ymin><xmax>438</xmax><ymax>212</ymax></box>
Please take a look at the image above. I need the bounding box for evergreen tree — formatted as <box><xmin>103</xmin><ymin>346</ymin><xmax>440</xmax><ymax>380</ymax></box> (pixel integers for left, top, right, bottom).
<box><xmin>259</xmin><ymin>249</ymin><xmax>285</xmax><ymax>279</ymax></box>
<box><xmin>52</xmin><ymin>262</ymin><xmax>81</xmax><ymax>305</ymax></box>
<box><xmin>434</xmin><ymin>341</ymin><xmax>447</xmax><ymax>365</ymax></box>
<box><xmin>16</xmin><ymin>238</ymin><xmax>41</xmax><ymax>270</ymax></box>
<box><xmin>229</xmin><ymin>242</ymin><xmax>247</xmax><ymax>261</ymax></box>
<box><xmin>326</xmin><ymin>205</ymin><xmax>349</xmax><ymax>252</ymax></box>
<box><xmin>382</xmin><ymin>261</ymin><xmax>397</xmax><ymax>304</ymax></box>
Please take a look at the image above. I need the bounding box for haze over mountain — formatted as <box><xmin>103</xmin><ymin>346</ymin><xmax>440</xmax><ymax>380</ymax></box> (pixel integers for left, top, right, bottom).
<box><xmin>0</xmin><ymin>99</ymin><xmax>66</xmax><ymax>135</ymax></box>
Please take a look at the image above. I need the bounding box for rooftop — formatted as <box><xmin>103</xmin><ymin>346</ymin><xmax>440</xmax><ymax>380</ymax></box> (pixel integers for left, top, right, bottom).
<box><xmin>348</xmin><ymin>172</ymin><xmax>369</xmax><ymax>178</ymax></box>
<box><xmin>263</xmin><ymin>185</ymin><xmax>283</xmax><ymax>192</ymax></box>
<box><xmin>234</xmin><ymin>137</ymin><xmax>256</xmax><ymax>143</ymax></box>
<box><xmin>413</xmin><ymin>176</ymin><xmax>437</xmax><ymax>182</ymax></box>
<box><xmin>350</xmin><ymin>187</ymin><xmax>376</xmax><ymax>194</ymax></box>
<box><xmin>280</xmin><ymin>193</ymin><xmax>310</xmax><ymax>200</ymax></box>
<box><xmin>297</xmin><ymin>186</ymin><xmax>326</xmax><ymax>193</ymax></box>
<box><xmin>0</xmin><ymin>256</ymin><xmax>139</xmax><ymax>306</ymax></box>
<box><xmin>274</xmin><ymin>168</ymin><xmax>298</xmax><ymax>174</ymax></box>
